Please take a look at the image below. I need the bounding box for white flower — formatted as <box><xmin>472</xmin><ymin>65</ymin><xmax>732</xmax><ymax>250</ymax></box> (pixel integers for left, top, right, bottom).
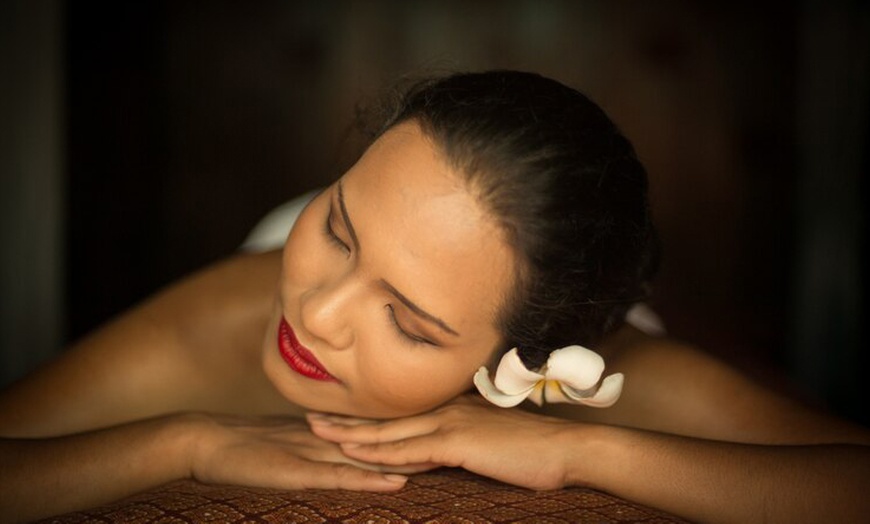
<box><xmin>473</xmin><ymin>346</ymin><xmax>624</xmax><ymax>408</ymax></box>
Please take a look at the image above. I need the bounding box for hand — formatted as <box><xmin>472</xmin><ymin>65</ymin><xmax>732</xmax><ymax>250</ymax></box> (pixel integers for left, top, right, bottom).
<box><xmin>187</xmin><ymin>414</ymin><xmax>424</xmax><ymax>492</ymax></box>
<box><xmin>307</xmin><ymin>395</ymin><xmax>580</xmax><ymax>490</ymax></box>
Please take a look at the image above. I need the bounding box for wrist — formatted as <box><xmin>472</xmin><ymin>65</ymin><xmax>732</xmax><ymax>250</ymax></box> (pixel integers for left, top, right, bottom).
<box><xmin>556</xmin><ymin>422</ymin><xmax>625</xmax><ymax>491</ymax></box>
<box><xmin>157</xmin><ymin>412</ymin><xmax>214</xmax><ymax>481</ymax></box>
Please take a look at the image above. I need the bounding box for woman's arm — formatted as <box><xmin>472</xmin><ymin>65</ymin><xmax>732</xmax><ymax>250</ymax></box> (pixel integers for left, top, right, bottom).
<box><xmin>0</xmin><ymin>251</ymin><xmax>407</xmax><ymax>522</ymax></box>
<box><xmin>0</xmin><ymin>414</ymin><xmax>193</xmax><ymax>523</ymax></box>
<box><xmin>309</xmin><ymin>333</ymin><xmax>870</xmax><ymax>523</ymax></box>
<box><xmin>0</xmin><ymin>252</ymin><xmax>273</xmax><ymax>521</ymax></box>
<box><xmin>1</xmin><ymin>412</ymin><xmax>412</xmax><ymax>523</ymax></box>
<box><xmin>310</xmin><ymin>397</ymin><xmax>870</xmax><ymax>524</ymax></box>
<box><xmin>570</xmin><ymin>423</ymin><xmax>870</xmax><ymax>523</ymax></box>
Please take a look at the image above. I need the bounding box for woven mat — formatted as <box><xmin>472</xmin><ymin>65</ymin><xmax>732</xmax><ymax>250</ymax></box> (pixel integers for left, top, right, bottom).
<box><xmin>40</xmin><ymin>468</ymin><xmax>688</xmax><ymax>523</ymax></box>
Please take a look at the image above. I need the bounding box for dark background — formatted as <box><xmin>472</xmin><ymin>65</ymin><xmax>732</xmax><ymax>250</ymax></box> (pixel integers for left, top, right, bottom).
<box><xmin>2</xmin><ymin>1</ymin><xmax>868</xmax><ymax>425</ymax></box>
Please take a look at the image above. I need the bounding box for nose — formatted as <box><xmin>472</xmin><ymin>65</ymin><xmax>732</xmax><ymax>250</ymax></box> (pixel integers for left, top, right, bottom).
<box><xmin>299</xmin><ymin>274</ymin><xmax>357</xmax><ymax>351</ymax></box>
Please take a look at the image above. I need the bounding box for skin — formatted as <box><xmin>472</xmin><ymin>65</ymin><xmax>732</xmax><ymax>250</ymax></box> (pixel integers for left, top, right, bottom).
<box><xmin>1</xmin><ymin>120</ymin><xmax>869</xmax><ymax>523</ymax></box>
<box><xmin>261</xmin><ymin>121</ymin><xmax>514</xmax><ymax>419</ymax></box>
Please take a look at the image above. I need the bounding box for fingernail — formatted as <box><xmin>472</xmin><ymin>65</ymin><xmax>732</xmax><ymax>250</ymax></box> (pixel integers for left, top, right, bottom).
<box><xmin>384</xmin><ymin>474</ymin><xmax>407</xmax><ymax>483</ymax></box>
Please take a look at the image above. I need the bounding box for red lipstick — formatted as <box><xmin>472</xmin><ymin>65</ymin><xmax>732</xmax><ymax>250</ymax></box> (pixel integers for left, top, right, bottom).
<box><xmin>278</xmin><ymin>318</ymin><xmax>339</xmax><ymax>382</ymax></box>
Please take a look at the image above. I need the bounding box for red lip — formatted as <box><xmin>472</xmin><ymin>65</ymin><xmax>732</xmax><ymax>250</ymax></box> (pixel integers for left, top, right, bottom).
<box><xmin>278</xmin><ymin>318</ymin><xmax>339</xmax><ymax>383</ymax></box>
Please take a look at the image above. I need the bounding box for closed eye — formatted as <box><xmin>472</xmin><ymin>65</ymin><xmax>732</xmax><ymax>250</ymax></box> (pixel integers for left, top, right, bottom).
<box><xmin>385</xmin><ymin>305</ymin><xmax>437</xmax><ymax>346</ymax></box>
<box><xmin>324</xmin><ymin>206</ymin><xmax>351</xmax><ymax>255</ymax></box>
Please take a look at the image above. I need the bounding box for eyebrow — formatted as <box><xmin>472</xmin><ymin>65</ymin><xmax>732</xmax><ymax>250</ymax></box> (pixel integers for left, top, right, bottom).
<box><xmin>336</xmin><ymin>180</ymin><xmax>460</xmax><ymax>338</ymax></box>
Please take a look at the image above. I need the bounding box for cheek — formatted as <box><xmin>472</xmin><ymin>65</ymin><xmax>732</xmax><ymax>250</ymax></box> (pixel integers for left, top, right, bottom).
<box><xmin>356</xmin><ymin>351</ymin><xmax>477</xmax><ymax>415</ymax></box>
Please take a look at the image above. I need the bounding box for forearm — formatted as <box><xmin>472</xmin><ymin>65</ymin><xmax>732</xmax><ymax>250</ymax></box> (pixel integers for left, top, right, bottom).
<box><xmin>567</xmin><ymin>425</ymin><xmax>870</xmax><ymax>524</ymax></box>
<box><xmin>0</xmin><ymin>414</ymin><xmax>196</xmax><ymax>523</ymax></box>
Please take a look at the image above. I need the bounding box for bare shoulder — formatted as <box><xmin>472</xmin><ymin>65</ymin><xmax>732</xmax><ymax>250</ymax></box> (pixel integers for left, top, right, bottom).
<box><xmin>0</xmin><ymin>250</ymin><xmax>284</xmax><ymax>438</ymax></box>
<box><xmin>538</xmin><ymin>325</ymin><xmax>870</xmax><ymax>445</ymax></box>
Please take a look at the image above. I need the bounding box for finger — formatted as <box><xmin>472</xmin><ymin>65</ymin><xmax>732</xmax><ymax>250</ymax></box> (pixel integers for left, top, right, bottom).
<box><xmin>298</xmin><ymin>462</ymin><xmax>409</xmax><ymax>491</ymax></box>
<box><xmin>375</xmin><ymin>462</ymin><xmax>441</xmax><ymax>475</ymax></box>
<box><xmin>299</xmin><ymin>443</ymin><xmax>437</xmax><ymax>475</ymax></box>
<box><xmin>306</xmin><ymin>412</ymin><xmax>377</xmax><ymax>427</ymax></box>
<box><xmin>339</xmin><ymin>437</ymin><xmax>460</xmax><ymax>468</ymax></box>
<box><xmin>308</xmin><ymin>414</ymin><xmax>440</xmax><ymax>444</ymax></box>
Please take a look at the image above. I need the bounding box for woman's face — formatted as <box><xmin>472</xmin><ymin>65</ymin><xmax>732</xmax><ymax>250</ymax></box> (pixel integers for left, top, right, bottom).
<box><xmin>262</xmin><ymin>121</ymin><xmax>516</xmax><ymax>418</ymax></box>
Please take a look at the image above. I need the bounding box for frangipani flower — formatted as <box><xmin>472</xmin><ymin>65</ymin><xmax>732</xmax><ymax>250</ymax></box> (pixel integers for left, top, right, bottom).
<box><xmin>473</xmin><ymin>346</ymin><xmax>624</xmax><ymax>408</ymax></box>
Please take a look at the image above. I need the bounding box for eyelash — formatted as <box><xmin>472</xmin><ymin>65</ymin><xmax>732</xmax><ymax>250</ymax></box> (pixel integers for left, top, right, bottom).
<box><xmin>324</xmin><ymin>212</ymin><xmax>351</xmax><ymax>254</ymax></box>
<box><xmin>386</xmin><ymin>305</ymin><xmax>433</xmax><ymax>346</ymax></box>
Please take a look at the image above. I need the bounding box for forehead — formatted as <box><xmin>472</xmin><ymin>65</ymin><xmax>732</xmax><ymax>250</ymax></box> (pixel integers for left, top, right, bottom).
<box><xmin>342</xmin><ymin>122</ymin><xmax>515</xmax><ymax>341</ymax></box>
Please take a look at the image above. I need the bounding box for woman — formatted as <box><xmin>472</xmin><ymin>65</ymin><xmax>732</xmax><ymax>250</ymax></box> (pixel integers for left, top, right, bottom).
<box><xmin>1</xmin><ymin>71</ymin><xmax>868</xmax><ymax>523</ymax></box>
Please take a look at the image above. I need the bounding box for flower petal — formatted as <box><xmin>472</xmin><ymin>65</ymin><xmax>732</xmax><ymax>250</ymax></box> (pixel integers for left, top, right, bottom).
<box><xmin>560</xmin><ymin>373</ymin><xmax>624</xmax><ymax>408</ymax></box>
<box><xmin>541</xmin><ymin>380</ymin><xmax>570</xmax><ymax>404</ymax></box>
<box><xmin>544</xmin><ymin>345</ymin><xmax>605</xmax><ymax>390</ymax></box>
<box><xmin>473</xmin><ymin>366</ymin><xmax>530</xmax><ymax>408</ymax></box>
<box><xmin>493</xmin><ymin>348</ymin><xmax>544</xmax><ymax>395</ymax></box>
<box><xmin>527</xmin><ymin>381</ymin><xmax>546</xmax><ymax>406</ymax></box>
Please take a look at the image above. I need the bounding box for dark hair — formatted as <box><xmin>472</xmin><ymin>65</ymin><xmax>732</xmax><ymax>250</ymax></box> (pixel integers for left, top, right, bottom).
<box><xmin>368</xmin><ymin>71</ymin><xmax>658</xmax><ymax>368</ymax></box>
